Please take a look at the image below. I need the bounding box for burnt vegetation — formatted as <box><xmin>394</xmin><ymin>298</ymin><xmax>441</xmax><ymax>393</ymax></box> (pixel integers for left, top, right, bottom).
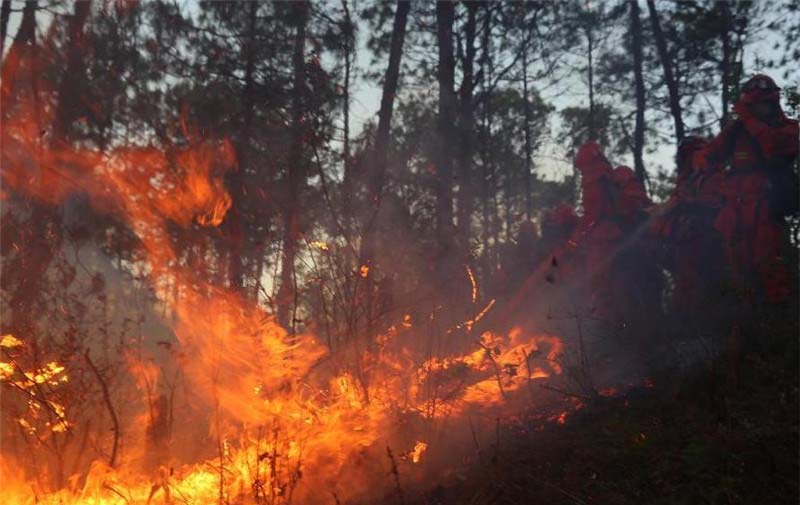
<box><xmin>1</xmin><ymin>1</ymin><xmax>799</xmax><ymax>504</ymax></box>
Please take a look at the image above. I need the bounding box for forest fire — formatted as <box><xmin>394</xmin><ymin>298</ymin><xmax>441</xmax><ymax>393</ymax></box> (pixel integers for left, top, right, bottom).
<box><xmin>2</xmin><ymin>316</ymin><xmax>567</xmax><ymax>504</ymax></box>
<box><xmin>1</xmin><ymin>84</ymin><xmax>568</xmax><ymax>504</ymax></box>
<box><xmin>2</xmin><ymin>1</ymin><xmax>798</xmax><ymax>504</ymax></box>
<box><xmin>1</xmin><ymin>321</ymin><xmax>567</xmax><ymax>504</ymax></box>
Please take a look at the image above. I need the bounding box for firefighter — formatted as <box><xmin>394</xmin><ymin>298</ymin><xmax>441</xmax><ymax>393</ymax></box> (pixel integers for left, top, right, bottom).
<box><xmin>573</xmin><ymin>141</ymin><xmax>627</xmax><ymax>321</ymax></box>
<box><xmin>574</xmin><ymin>141</ymin><xmax>665</xmax><ymax>337</ymax></box>
<box><xmin>653</xmin><ymin>137</ymin><xmax>725</xmax><ymax>318</ymax></box>
<box><xmin>694</xmin><ymin>74</ymin><xmax>799</xmax><ymax>304</ymax></box>
<box><xmin>611</xmin><ymin>165</ymin><xmax>664</xmax><ymax>335</ymax></box>
<box><xmin>611</xmin><ymin>165</ymin><xmax>650</xmax><ymax>221</ymax></box>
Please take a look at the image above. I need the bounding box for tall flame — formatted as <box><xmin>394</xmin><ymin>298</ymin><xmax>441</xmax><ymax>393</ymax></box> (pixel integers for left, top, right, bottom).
<box><xmin>1</xmin><ymin>91</ymin><xmax>568</xmax><ymax>504</ymax></box>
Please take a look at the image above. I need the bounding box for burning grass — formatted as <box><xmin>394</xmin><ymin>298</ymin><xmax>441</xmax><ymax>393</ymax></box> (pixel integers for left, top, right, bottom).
<box><xmin>1</xmin><ymin>321</ymin><xmax>570</xmax><ymax>504</ymax></box>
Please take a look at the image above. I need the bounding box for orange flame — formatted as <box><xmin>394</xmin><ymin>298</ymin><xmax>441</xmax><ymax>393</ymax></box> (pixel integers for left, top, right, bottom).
<box><xmin>1</xmin><ymin>85</ymin><xmax>569</xmax><ymax>503</ymax></box>
<box><xmin>410</xmin><ymin>441</ymin><xmax>428</xmax><ymax>463</ymax></box>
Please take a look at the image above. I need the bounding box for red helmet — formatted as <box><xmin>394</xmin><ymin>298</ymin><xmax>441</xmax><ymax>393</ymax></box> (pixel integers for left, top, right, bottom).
<box><xmin>574</xmin><ymin>141</ymin><xmax>611</xmax><ymax>174</ymax></box>
<box><xmin>612</xmin><ymin>166</ymin><xmax>637</xmax><ymax>186</ymax></box>
<box><xmin>739</xmin><ymin>74</ymin><xmax>780</xmax><ymax>104</ymax></box>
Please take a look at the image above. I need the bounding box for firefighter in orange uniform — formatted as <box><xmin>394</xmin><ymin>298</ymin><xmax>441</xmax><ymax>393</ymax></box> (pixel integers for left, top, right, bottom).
<box><xmin>573</xmin><ymin>142</ymin><xmax>629</xmax><ymax>322</ymax></box>
<box><xmin>574</xmin><ymin>141</ymin><xmax>663</xmax><ymax>332</ymax></box>
<box><xmin>653</xmin><ymin>137</ymin><xmax>726</xmax><ymax>316</ymax></box>
<box><xmin>611</xmin><ymin>165</ymin><xmax>663</xmax><ymax>331</ymax></box>
<box><xmin>694</xmin><ymin>74</ymin><xmax>799</xmax><ymax>304</ymax></box>
<box><xmin>611</xmin><ymin>166</ymin><xmax>650</xmax><ymax>221</ymax></box>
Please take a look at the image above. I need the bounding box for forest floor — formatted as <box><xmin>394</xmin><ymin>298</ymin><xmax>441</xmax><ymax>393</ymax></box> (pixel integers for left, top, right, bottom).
<box><xmin>406</xmin><ymin>310</ymin><xmax>800</xmax><ymax>505</ymax></box>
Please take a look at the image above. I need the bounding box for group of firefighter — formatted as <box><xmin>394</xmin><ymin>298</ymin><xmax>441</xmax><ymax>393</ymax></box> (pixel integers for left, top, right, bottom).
<box><xmin>506</xmin><ymin>74</ymin><xmax>799</xmax><ymax>344</ymax></box>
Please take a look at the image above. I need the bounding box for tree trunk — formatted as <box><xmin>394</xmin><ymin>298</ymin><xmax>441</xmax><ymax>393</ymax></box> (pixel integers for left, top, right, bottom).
<box><xmin>1</xmin><ymin>0</ymin><xmax>39</xmax><ymax>342</ymax></box>
<box><xmin>227</xmin><ymin>0</ymin><xmax>258</xmax><ymax>294</ymax></box>
<box><xmin>357</xmin><ymin>0</ymin><xmax>409</xmax><ymax>347</ymax></box>
<box><xmin>52</xmin><ymin>0</ymin><xmax>91</xmax><ymax>145</ymax></box>
<box><xmin>341</xmin><ymin>0</ymin><xmax>354</xmax><ymax>229</ymax></box>
<box><xmin>646</xmin><ymin>0</ymin><xmax>684</xmax><ymax>141</ymax></box>
<box><xmin>719</xmin><ymin>0</ymin><xmax>732</xmax><ymax>126</ymax></box>
<box><xmin>278</xmin><ymin>0</ymin><xmax>309</xmax><ymax>332</ymax></box>
<box><xmin>521</xmin><ymin>27</ymin><xmax>533</xmax><ymax>220</ymax></box>
<box><xmin>360</xmin><ymin>0</ymin><xmax>410</xmax><ymax>267</ymax></box>
<box><xmin>1</xmin><ymin>0</ymin><xmax>36</xmax><ymax>110</ymax></box>
<box><xmin>457</xmin><ymin>1</ymin><xmax>478</xmax><ymax>246</ymax></box>
<box><xmin>504</xmin><ymin>161</ymin><xmax>513</xmax><ymax>242</ymax></box>
<box><xmin>729</xmin><ymin>4</ymin><xmax>748</xmax><ymax>102</ymax></box>
<box><xmin>480</xmin><ymin>3</ymin><xmax>495</xmax><ymax>281</ymax></box>
<box><xmin>0</xmin><ymin>0</ymin><xmax>11</xmax><ymax>60</ymax></box>
<box><xmin>586</xmin><ymin>24</ymin><xmax>595</xmax><ymax>140</ymax></box>
<box><xmin>630</xmin><ymin>0</ymin><xmax>646</xmax><ymax>183</ymax></box>
<box><xmin>435</xmin><ymin>1</ymin><xmax>456</xmax><ymax>251</ymax></box>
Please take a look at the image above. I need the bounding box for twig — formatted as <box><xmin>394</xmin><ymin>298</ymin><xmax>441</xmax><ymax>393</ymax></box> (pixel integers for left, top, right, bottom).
<box><xmin>494</xmin><ymin>417</ymin><xmax>501</xmax><ymax>459</ymax></box>
<box><xmin>386</xmin><ymin>446</ymin><xmax>405</xmax><ymax>505</ymax></box>
<box><xmin>102</xmin><ymin>483</ymin><xmax>131</xmax><ymax>504</ymax></box>
<box><xmin>521</xmin><ymin>347</ymin><xmax>535</xmax><ymax>399</ymax></box>
<box><xmin>270</xmin><ymin>427</ymin><xmax>279</xmax><ymax>505</ymax></box>
<box><xmin>286</xmin><ymin>450</ymin><xmax>303</xmax><ymax>505</ymax></box>
<box><xmin>84</xmin><ymin>350</ymin><xmax>120</xmax><ymax>468</ymax></box>
<box><xmin>468</xmin><ymin>415</ymin><xmax>482</xmax><ymax>461</ymax></box>
<box><xmin>215</xmin><ymin>398</ymin><xmax>225</xmax><ymax>505</ymax></box>
<box><xmin>1</xmin><ymin>349</ymin><xmax>68</xmax><ymax>425</ymax></box>
<box><xmin>539</xmin><ymin>384</ymin><xmax>593</xmax><ymax>402</ymax></box>
<box><xmin>477</xmin><ymin>342</ymin><xmax>506</xmax><ymax>399</ymax></box>
<box><xmin>574</xmin><ymin>310</ymin><xmax>594</xmax><ymax>395</ymax></box>
<box><xmin>535</xmin><ymin>477</ymin><xmax>590</xmax><ymax>505</ymax></box>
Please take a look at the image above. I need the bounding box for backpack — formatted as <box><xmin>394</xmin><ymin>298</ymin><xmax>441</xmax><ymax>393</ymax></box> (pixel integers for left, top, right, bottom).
<box><xmin>728</xmin><ymin>121</ymin><xmax>799</xmax><ymax>219</ymax></box>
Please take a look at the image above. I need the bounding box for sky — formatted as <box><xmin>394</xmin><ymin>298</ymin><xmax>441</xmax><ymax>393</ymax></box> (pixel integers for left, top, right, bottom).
<box><xmin>342</xmin><ymin>1</ymin><xmax>799</xmax><ymax>190</ymax></box>
<box><xmin>3</xmin><ymin>0</ymin><xmax>798</xmax><ymax>192</ymax></box>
